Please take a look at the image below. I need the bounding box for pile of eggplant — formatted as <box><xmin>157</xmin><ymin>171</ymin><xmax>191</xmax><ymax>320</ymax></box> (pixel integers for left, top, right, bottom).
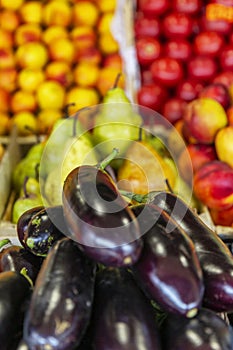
<box><xmin>1</xmin><ymin>159</ymin><xmax>233</xmax><ymax>349</ymax></box>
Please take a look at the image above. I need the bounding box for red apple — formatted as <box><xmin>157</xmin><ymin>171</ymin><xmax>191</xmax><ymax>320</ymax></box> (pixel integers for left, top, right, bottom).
<box><xmin>177</xmin><ymin>79</ymin><xmax>204</xmax><ymax>102</ymax></box>
<box><xmin>137</xmin><ymin>83</ymin><xmax>168</xmax><ymax>112</ymax></box>
<box><xmin>151</xmin><ymin>57</ymin><xmax>184</xmax><ymax>87</ymax></box>
<box><xmin>172</xmin><ymin>0</ymin><xmax>202</xmax><ymax>14</ymax></box>
<box><xmin>194</xmin><ymin>31</ymin><xmax>225</xmax><ymax>57</ymax></box>
<box><xmin>164</xmin><ymin>39</ymin><xmax>192</xmax><ymax>62</ymax></box>
<box><xmin>162</xmin><ymin>97</ymin><xmax>187</xmax><ymax>124</ymax></box>
<box><xmin>187</xmin><ymin>56</ymin><xmax>218</xmax><ymax>83</ymax></box>
<box><xmin>198</xmin><ymin>83</ymin><xmax>231</xmax><ymax>110</ymax></box>
<box><xmin>209</xmin><ymin>205</ymin><xmax>233</xmax><ymax>227</ymax></box>
<box><xmin>138</xmin><ymin>0</ymin><xmax>169</xmax><ymax>17</ymax></box>
<box><xmin>193</xmin><ymin>160</ymin><xmax>233</xmax><ymax>210</ymax></box>
<box><xmin>136</xmin><ymin>37</ymin><xmax>161</xmax><ymax>67</ymax></box>
<box><xmin>134</xmin><ymin>15</ymin><xmax>160</xmax><ymax>38</ymax></box>
<box><xmin>140</xmin><ymin>68</ymin><xmax>154</xmax><ymax>85</ymax></box>
<box><xmin>220</xmin><ymin>45</ymin><xmax>233</xmax><ymax>71</ymax></box>
<box><xmin>199</xmin><ymin>14</ymin><xmax>232</xmax><ymax>35</ymax></box>
<box><xmin>162</xmin><ymin>12</ymin><xmax>194</xmax><ymax>39</ymax></box>
<box><xmin>213</xmin><ymin>71</ymin><xmax>233</xmax><ymax>89</ymax></box>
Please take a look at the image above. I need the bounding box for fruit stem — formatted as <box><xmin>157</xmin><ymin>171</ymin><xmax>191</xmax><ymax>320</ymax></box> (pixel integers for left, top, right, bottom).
<box><xmin>63</xmin><ymin>103</ymin><xmax>76</xmax><ymax>119</ymax></box>
<box><xmin>23</xmin><ymin>176</ymin><xmax>29</xmax><ymax>198</ymax></box>
<box><xmin>25</xmin><ymin>125</ymin><xmax>38</xmax><ymax>140</ymax></box>
<box><xmin>113</xmin><ymin>73</ymin><xmax>122</xmax><ymax>89</ymax></box>
<box><xmin>0</xmin><ymin>238</ymin><xmax>12</xmax><ymax>250</ymax></box>
<box><xmin>97</xmin><ymin>148</ymin><xmax>119</xmax><ymax>171</ymax></box>
<box><xmin>165</xmin><ymin>178</ymin><xmax>174</xmax><ymax>193</ymax></box>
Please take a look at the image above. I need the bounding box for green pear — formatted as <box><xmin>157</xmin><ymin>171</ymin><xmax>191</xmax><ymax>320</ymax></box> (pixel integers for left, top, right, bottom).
<box><xmin>92</xmin><ymin>83</ymin><xmax>143</xmax><ymax>157</ymax></box>
<box><xmin>26</xmin><ymin>141</ymin><xmax>45</xmax><ymax>160</ymax></box>
<box><xmin>43</xmin><ymin>168</ymin><xmax>63</xmax><ymax>206</ymax></box>
<box><xmin>19</xmin><ymin>177</ymin><xmax>41</xmax><ymax>197</ymax></box>
<box><xmin>12</xmin><ymin>158</ymin><xmax>41</xmax><ymax>194</ymax></box>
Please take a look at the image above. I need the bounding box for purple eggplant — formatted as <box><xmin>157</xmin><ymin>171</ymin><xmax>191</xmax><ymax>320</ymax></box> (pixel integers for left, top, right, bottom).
<box><xmin>161</xmin><ymin>308</ymin><xmax>232</xmax><ymax>349</ymax></box>
<box><xmin>131</xmin><ymin>203</ymin><xmax>204</xmax><ymax>318</ymax></box>
<box><xmin>0</xmin><ymin>271</ymin><xmax>32</xmax><ymax>350</ymax></box>
<box><xmin>0</xmin><ymin>242</ymin><xmax>43</xmax><ymax>282</ymax></box>
<box><xmin>23</xmin><ymin>237</ymin><xmax>96</xmax><ymax>350</ymax></box>
<box><xmin>62</xmin><ymin>164</ymin><xmax>143</xmax><ymax>267</ymax></box>
<box><xmin>151</xmin><ymin>191</ymin><xmax>233</xmax><ymax>313</ymax></box>
<box><xmin>91</xmin><ymin>267</ymin><xmax>162</xmax><ymax>350</ymax></box>
<box><xmin>23</xmin><ymin>205</ymin><xmax>67</xmax><ymax>257</ymax></box>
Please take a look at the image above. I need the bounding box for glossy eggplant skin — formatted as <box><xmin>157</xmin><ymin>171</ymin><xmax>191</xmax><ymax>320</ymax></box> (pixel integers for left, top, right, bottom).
<box><xmin>24</xmin><ymin>205</ymin><xmax>67</xmax><ymax>256</ymax></box>
<box><xmin>0</xmin><ymin>243</ymin><xmax>43</xmax><ymax>282</ymax></box>
<box><xmin>151</xmin><ymin>191</ymin><xmax>233</xmax><ymax>313</ymax></box>
<box><xmin>17</xmin><ymin>206</ymin><xmax>44</xmax><ymax>249</ymax></box>
<box><xmin>161</xmin><ymin>308</ymin><xmax>232</xmax><ymax>350</ymax></box>
<box><xmin>0</xmin><ymin>271</ymin><xmax>31</xmax><ymax>350</ymax></box>
<box><xmin>131</xmin><ymin>203</ymin><xmax>204</xmax><ymax>318</ymax></box>
<box><xmin>91</xmin><ymin>268</ymin><xmax>162</xmax><ymax>350</ymax></box>
<box><xmin>23</xmin><ymin>237</ymin><xmax>96</xmax><ymax>350</ymax></box>
<box><xmin>62</xmin><ymin>165</ymin><xmax>143</xmax><ymax>267</ymax></box>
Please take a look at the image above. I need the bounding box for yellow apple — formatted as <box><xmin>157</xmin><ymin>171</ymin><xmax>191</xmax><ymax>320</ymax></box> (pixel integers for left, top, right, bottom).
<box><xmin>11</xmin><ymin>111</ymin><xmax>38</xmax><ymax>136</ymax></box>
<box><xmin>215</xmin><ymin>126</ymin><xmax>233</xmax><ymax>168</ymax></box>
<box><xmin>42</xmin><ymin>0</ymin><xmax>72</xmax><ymax>27</ymax></box>
<box><xmin>70</xmin><ymin>26</ymin><xmax>97</xmax><ymax>50</ymax></box>
<box><xmin>73</xmin><ymin>62</ymin><xmax>99</xmax><ymax>88</ymax></box>
<box><xmin>65</xmin><ymin>86</ymin><xmax>99</xmax><ymax>115</ymax></box>
<box><xmin>36</xmin><ymin>81</ymin><xmax>65</xmax><ymax>110</ymax></box>
<box><xmin>1</xmin><ymin>0</ymin><xmax>24</xmax><ymax>11</ymax></box>
<box><xmin>48</xmin><ymin>38</ymin><xmax>75</xmax><ymax>64</ymax></box>
<box><xmin>0</xmin><ymin>9</ymin><xmax>21</xmax><ymax>32</ymax></box>
<box><xmin>0</xmin><ymin>28</ymin><xmax>13</xmax><ymax>49</ymax></box>
<box><xmin>0</xmin><ymin>87</ymin><xmax>10</xmax><ymax>112</ymax></box>
<box><xmin>10</xmin><ymin>90</ymin><xmax>37</xmax><ymax>114</ymax></box>
<box><xmin>42</xmin><ymin>25</ymin><xmax>68</xmax><ymax>45</ymax></box>
<box><xmin>14</xmin><ymin>23</ymin><xmax>42</xmax><ymax>46</ymax></box>
<box><xmin>37</xmin><ymin>109</ymin><xmax>63</xmax><ymax>134</ymax></box>
<box><xmin>73</xmin><ymin>1</ymin><xmax>99</xmax><ymax>27</ymax></box>
<box><xmin>0</xmin><ymin>48</ymin><xmax>15</xmax><ymax>69</ymax></box>
<box><xmin>0</xmin><ymin>68</ymin><xmax>17</xmax><ymax>92</ymax></box>
<box><xmin>0</xmin><ymin>112</ymin><xmax>10</xmax><ymax>135</ymax></box>
<box><xmin>19</xmin><ymin>1</ymin><xmax>43</xmax><ymax>23</ymax></box>
<box><xmin>15</xmin><ymin>42</ymin><xmax>48</xmax><ymax>69</ymax></box>
<box><xmin>45</xmin><ymin>61</ymin><xmax>73</xmax><ymax>87</ymax></box>
<box><xmin>17</xmin><ymin>68</ymin><xmax>45</xmax><ymax>92</ymax></box>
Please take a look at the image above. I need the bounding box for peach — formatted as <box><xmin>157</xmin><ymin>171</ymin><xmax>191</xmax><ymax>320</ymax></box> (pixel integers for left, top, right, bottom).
<box><xmin>98</xmin><ymin>32</ymin><xmax>119</xmax><ymax>55</ymax></box>
<box><xmin>37</xmin><ymin>109</ymin><xmax>63</xmax><ymax>134</ymax></box>
<box><xmin>15</xmin><ymin>42</ymin><xmax>48</xmax><ymax>69</ymax></box>
<box><xmin>70</xmin><ymin>26</ymin><xmax>97</xmax><ymax>50</ymax></box>
<box><xmin>75</xmin><ymin>47</ymin><xmax>102</xmax><ymax>65</ymax></box>
<box><xmin>0</xmin><ymin>29</ymin><xmax>13</xmax><ymax>49</ymax></box>
<box><xmin>73</xmin><ymin>1</ymin><xmax>99</xmax><ymax>27</ymax></box>
<box><xmin>45</xmin><ymin>62</ymin><xmax>73</xmax><ymax>88</ymax></box>
<box><xmin>94</xmin><ymin>0</ymin><xmax>116</xmax><ymax>12</ymax></box>
<box><xmin>227</xmin><ymin>106</ymin><xmax>233</xmax><ymax>125</ymax></box>
<box><xmin>73</xmin><ymin>62</ymin><xmax>99</xmax><ymax>88</ymax></box>
<box><xmin>183</xmin><ymin>97</ymin><xmax>228</xmax><ymax>144</ymax></box>
<box><xmin>0</xmin><ymin>9</ymin><xmax>21</xmax><ymax>32</ymax></box>
<box><xmin>1</xmin><ymin>0</ymin><xmax>24</xmax><ymax>11</ymax></box>
<box><xmin>0</xmin><ymin>48</ymin><xmax>15</xmax><ymax>69</ymax></box>
<box><xmin>48</xmin><ymin>38</ymin><xmax>75</xmax><ymax>64</ymax></box>
<box><xmin>11</xmin><ymin>111</ymin><xmax>38</xmax><ymax>136</ymax></box>
<box><xmin>215</xmin><ymin>126</ymin><xmax>233</xmax><ymax>168</ymax></box>
<box><xmin>17</xmin><ymin>68</ymin><xmax>45</xmax><ymax>92</ymax></box>
<box><xmin>0</xmin><ymin>112</ymin><xmax>10</xmax><ymax>135</ymax></box>
<box><xmin>193</xmin><ymin>160</ymin><xmax>233</xmax><ymax>210</ymax></box>
<box><xmin>0</xmin><ymin>68</ymin><xmax>17</xmax><ymax>92</ymax></box>
<box><xmin>97</xmin><ymin>12</ymin><xmax>114</xmax><ymax>33</ymax></box>
<box><xmin>0</xmin><ymin>88</ymin><xmax>11</xmax><ymax>113</ymax></box>
<box><xmin>19</xmin><ymin>1</ymin><xmax>43</xmax><ymax>24</ymax></box>
<box><xmin>210</xmin><ymin>205</ymin><xmax>233</xmax><ymax>227</ymax></box>
<box><xmin>10</xmin><ymin>90</ymin><xmax>37</xmax><ymax>114</ymax></box>
<box><xmin>65</xmin><ymin>86</ymin><xmax>99</xmax><ymax>115</ymax></box>
<box><xmin>96</xmin><ymin>67</ymin><xmax>124</xmax><ymax>96</ymax></box>
<box><xmin>36</xmin><ymin>81</ymin><xmax>65</xmax><ymax>110</ymax></box>
<box><xmin>14</xmin><ymin>23</ymin><xmax>42</xmax><ymax>45</ymax></box>
<box><xmin>103</xmin><ymin>53</ymin><xmax>123</xmax><ymax>69</ymax></box>
<box><xmin>42</xmin><ymin>26</ymin><xmax>68</xmax><ymax>45</ymax></box>
<box><xmin>42</xmin><ymin>1</ymin><xmax>72</xmax><ymax>27</ymax></box>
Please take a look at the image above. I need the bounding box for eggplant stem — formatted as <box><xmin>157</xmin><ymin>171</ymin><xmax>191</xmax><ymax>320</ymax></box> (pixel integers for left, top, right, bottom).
<box><xmin>20</xmin><ymin>267</ymin><xmax>33</xmax><ymax>288</ymax></box>
<box><xmin>0</xmin><ymin>238</ymin><xmax>11</xmax><ymax>250</ymax></box>
<box><xmin>97</xmin><ymin>148</ymin><xmax>119</xmax><ymax>171</ymax></box>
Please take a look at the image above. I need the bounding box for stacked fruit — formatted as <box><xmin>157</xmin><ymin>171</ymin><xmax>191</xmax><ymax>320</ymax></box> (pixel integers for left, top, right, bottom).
<box><xmin>135</xmin><ymin>0</ymin><xmax>233</xmax><ymax>123</ymax></box>
<box><xmin>0</xmin><ymin>0</ymin><xmax>125</xmax><ymax>136</ymax></box>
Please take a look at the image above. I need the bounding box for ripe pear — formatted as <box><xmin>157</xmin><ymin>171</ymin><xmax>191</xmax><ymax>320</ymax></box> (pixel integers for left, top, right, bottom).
<box><xmin>117</xmin><ymin>140</ymin><xmax>176</xmax><ymax>195</ymax></box>
<box><xmin>92</xmin><ymin>78</ymin><xmax>143</xmax><ymax>157</ymax></box>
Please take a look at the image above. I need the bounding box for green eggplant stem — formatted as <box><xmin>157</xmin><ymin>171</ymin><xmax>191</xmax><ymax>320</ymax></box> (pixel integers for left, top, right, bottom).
<box><xmin>97</xmin><ymin>148</ymin><xmax>120</xmax><ymax>171</ymax></box>
<box><xmin>119</xmin><ymin>189</ymin><xmax>161</xmax><ymax>203</ymax></box>
<box><xmin>20</xmin><ymin>267</ymin><xmax>34</xmax><ymax>288</ymax></box>
<box><xmin>0</xmin><ymin>238</ymin><xmax>11</xmax><ymax>250</ymax></box>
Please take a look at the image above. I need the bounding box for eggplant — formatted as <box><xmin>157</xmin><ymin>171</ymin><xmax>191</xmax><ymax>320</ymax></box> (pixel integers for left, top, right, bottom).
<box><xmin>62</xmin><ymin>164</ymin><xmax>143</xmax><ymax>267</ymax></box>
<box><xmin>151</xmin><ymin>191</ymin><xmax>233</xmax><ymax>313</ymax></box>
<box><xmin>0</xmin><ymin>271</ymin><xmax>32</xmax><ymax>350</ymax></box>
<box><xmin>0</xmin><ymin>241</ymin><xmax>43</xmax><ymax>282</ymax></box>
<box><xmin>23</xmin><ymin>237</ymin><xmax>96</xmax><ymax>350</ymax></box>
<box><xmin>131</xmin><ymin>203</ymin><xmax>204</xmax><ymax>318</ymax></box>
<box><xmin>161</xmin><ymin>307</ymin><xmax>232</xmax><ymax>349</ymax></box>
<box><xmin>23</xmin><ymin>205</ymin><xmax>67</xmax><ymax>256</ymax></box>
<box><xmin>91</xmin><ymin>267</ymin><xmax>162</xmax><ymax>350</ymax></box>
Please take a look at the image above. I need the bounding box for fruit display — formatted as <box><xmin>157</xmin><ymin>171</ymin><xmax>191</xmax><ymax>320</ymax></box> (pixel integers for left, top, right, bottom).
<box><xmin>0</xmin><ymin>0</ymin><xmax>127</xmax><ymax>137</ymax></box>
